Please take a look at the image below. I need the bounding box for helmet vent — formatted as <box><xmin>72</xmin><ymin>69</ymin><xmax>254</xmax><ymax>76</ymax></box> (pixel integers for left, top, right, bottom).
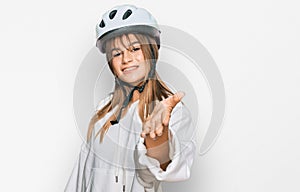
<box><xmin>122</xmin><ymin>9</ymin><xmax>132</xmax><ymax>20</ymax></box>
<box><xmin>109</xmin><ymin>10</ymin><xmax>117</xmax><ymax>19</ymax></box>
<box><xmin>99</xmin><ymin>20</ymin><xmax>105</xmax><ymax>28</ymax></box>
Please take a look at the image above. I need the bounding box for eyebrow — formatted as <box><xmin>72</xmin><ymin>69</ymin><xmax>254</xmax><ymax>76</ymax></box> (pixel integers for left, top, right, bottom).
<box><xmin>110</xmin><ymin>41</ymin><xmax>140</xmax><ymax>53</ymax></box>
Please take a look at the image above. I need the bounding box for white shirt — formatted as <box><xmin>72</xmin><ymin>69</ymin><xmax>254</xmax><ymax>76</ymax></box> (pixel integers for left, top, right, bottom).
<box><xmin>64</xmin><ymin>96</ymin><xmax>196</xmax><ymax>192</ymax></box>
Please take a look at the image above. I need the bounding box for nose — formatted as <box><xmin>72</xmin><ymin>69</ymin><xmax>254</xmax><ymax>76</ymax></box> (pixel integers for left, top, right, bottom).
<box><xmin>122</xmin><ymin>50</ymin><xmax>133</xmax><ymax>64</ymax></box>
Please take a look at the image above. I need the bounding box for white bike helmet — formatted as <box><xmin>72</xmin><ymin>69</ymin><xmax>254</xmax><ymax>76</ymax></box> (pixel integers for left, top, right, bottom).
<box><xmin>95</xmin><ymin>4</ymin><xmax>161</xmax><ymax>53</ymax></box>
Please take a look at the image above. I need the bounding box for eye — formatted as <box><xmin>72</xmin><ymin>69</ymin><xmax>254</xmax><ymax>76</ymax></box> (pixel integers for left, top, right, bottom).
<box><xmin>112</xmin><ymin>51</ymin><xmax>121</xmax><ymax>57</ymax></box>
<box><xmin>113</xmin><ymin>52</ymin><xmax>121</xmax><ymax>57</ymax></box>
<box><xmin>131</xmin><ymin>45</ymin><xmax>141</xmax><ymax>52</ymax></box>
<box><xmin>132</xmin><ymin>47</ymin><xmax>140</xmax><ymax>51</ymax></box>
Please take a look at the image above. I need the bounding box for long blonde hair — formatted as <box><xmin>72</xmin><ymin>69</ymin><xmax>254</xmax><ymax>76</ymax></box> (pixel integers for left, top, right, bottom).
<box><xmin>87</xmin><ymin>33</ymin><xmax>174</xmax><ymax>142</ymax></box>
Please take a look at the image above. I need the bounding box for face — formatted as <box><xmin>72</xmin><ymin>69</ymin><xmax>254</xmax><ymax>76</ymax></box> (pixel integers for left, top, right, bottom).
<box><xmin>108</xmin><ymin>34</ymin><xmax>148</xmax><ymax>86</ymax></box>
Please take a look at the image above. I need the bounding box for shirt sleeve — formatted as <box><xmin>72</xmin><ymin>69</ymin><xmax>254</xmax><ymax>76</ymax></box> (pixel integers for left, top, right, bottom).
<box><xmin>134</xmin><ymin>102</ymin><xmax>197</xmax><ymax>186</ymax></box>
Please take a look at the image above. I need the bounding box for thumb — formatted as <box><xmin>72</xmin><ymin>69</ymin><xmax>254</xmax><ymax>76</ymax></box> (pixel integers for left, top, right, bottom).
<box><xmin>172</xmin><ymin>91</ymin><xmax>185</xmax><ymax>104</ymax></box>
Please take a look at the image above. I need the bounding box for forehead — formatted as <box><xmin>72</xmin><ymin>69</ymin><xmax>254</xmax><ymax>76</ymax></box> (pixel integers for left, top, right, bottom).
<box><xmin>111</xmin><ymin>34</ymin><xmax>139</xmax><ymax>49</ymax></box>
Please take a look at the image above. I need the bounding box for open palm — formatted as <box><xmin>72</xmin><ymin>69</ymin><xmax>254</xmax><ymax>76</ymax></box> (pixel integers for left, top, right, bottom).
<box><xmin>141</xmin><ymin>91</ymin><xmax>185</xmax><ymax>139</ymax></box>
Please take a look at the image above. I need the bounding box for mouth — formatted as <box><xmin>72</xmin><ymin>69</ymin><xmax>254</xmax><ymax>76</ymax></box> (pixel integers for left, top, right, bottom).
<box><xmin>122</xmin><ymin>65</ymin><xmax>139</xmax><ymax>73</ymax></box>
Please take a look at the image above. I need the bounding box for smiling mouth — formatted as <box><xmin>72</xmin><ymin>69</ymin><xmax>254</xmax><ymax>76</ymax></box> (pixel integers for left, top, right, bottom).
<box><xmin>122</xmin><ymin>66</ymin><xmax>138</xmax><ymax>72</ymax></box>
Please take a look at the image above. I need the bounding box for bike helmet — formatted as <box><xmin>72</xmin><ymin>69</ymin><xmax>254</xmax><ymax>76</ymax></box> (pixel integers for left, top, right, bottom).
<box><xmin>95</xmin><ymin>4</ymin><xmax>161</xmax><ymax>53</ymax></box>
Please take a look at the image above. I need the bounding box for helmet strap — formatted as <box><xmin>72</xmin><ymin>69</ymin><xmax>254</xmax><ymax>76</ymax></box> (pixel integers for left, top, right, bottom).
<box><xmin>111</xmin><ymin>77</ymin><xmax>149</xmax><ymax>125</ymax></box>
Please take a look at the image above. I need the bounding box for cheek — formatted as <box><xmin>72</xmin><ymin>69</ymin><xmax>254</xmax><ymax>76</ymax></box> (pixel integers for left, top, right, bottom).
<box><xmin>136</xmin><ymin>53</ymin><xmax>145</xmax><ymax>61</ymax></box>
<box><xmin>110</xmin><ymin>60</ymin><xmax>121</xmax><ymax>75</ymax></box>
<box><xmin>144</xmin><ymin>59</ymin><xmax>151</xmax><ymax>70</ymax></box>
<box><xmin>141</xmin><ymin>62</ymin><xmax>150</xmax><ymax>74</ymax></box>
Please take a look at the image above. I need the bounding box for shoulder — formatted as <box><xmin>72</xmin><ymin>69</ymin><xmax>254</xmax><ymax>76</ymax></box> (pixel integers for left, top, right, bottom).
<box><xmin>95</xmin><ymin>94</ymin><xmax>113</xmax><ymax>111</ymax></box>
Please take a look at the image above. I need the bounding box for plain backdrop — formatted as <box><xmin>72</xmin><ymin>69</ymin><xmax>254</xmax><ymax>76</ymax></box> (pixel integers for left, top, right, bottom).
<box><xmin>0</xmin><ymin>0</ymin><xmax>299</xmax><ymax>191</ymax></box>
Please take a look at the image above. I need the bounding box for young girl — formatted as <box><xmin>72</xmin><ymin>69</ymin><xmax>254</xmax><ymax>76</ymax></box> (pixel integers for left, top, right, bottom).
<box><xmin>65</xmin><ymin>4</ymin><xmax>196</xmax><ymax>192</ymax></box>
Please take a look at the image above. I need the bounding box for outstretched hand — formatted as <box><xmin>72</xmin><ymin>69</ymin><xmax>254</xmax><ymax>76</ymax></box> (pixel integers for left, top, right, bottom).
<box><xmin>141</xmin><ymin>91</ymin><xmax>185</xmax><ymax>139</ymax></box>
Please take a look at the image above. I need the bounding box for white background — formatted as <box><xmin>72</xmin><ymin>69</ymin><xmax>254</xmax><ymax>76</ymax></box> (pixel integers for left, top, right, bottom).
<box><xmin>0</xmin><ymin>0</ymin><xmax>299</xmax><ymax>191</ymax></box>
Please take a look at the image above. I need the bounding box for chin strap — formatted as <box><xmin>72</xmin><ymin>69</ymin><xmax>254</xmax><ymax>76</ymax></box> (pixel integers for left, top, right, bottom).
<box><xmin>110</xmin><ymin>79</ymin><xmax>149</xmax><ymax>125</ymax></box>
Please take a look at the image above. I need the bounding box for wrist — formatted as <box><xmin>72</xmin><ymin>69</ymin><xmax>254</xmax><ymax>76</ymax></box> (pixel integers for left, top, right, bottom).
<box><xmin>145</xmin><ymin>137</ymin><xmax>170</xmax><ymax>164</ymax></box>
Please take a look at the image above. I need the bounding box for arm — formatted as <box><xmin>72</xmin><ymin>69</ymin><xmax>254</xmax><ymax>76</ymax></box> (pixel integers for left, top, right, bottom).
<box><xmin>144</xmin><ymin>125</ymin><xmax>171</xmax><ymax>171</ymax></box>
<box><xmin>65</xmin><ymin>96</ymin><xmax>111</xmax><ymax>192</ymax></box>
<box><xmin>64</xmin><ymin>141</ymin><xmax>94</xmax><ymax>192</ymax></box>
<box><xmin>141</xmin><ymin>92</ymin><xmax>185</xmax><ymax>170</ymax></box>
<box><xmin>134</xmin><ymin>97</ymin><xmax>196</xmax><ymax>186</ymax></box>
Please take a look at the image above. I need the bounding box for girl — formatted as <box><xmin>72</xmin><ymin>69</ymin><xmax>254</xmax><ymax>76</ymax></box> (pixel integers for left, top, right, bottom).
<box><xmin>65</xmin><ymin>4</ymin><xmax>196</xmax><ymax>192</ymax></box>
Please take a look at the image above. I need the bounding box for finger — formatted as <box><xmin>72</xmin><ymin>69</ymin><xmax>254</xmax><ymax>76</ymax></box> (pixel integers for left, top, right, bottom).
<box><xmin>141</xmin><ymin>129</ymin><xmax>148</xmax><ymax>138</ymax></box>
<box><xmin>141</xmin><ymin>122</ymin><xmax>151</xmax><ymax>138</ymax></box>
<box><xmin>162</xmin><ymin>110</ymin><xmax>171</xmax><ymax>127</ymax></box>
<box><xmin>172</xmin><ymin>91</ymin><xmax>185</xmax><ymax>104</ymax></box>
<box><xmin>141</xmin><ymin>131</ymin><xmax>148</xmax><ymax>138</ymax></box>
<box><xmin>155</xmin><ymin>123</ymin><xmax>164</xmax><ymax>136</ymax></box>
<box><xmin>150</xmin><ymin>130</ymin><xmax>156</xmax><ymax>139</ymax></box>
<box><xmin>141</xmin><ymin>113</ymin><xmax>154</xmax><ymax>137</ymax></box>
<box><xmin>148</xmin><ymin>116</ymin><xmax>157</xmax><ymax>139</ymax></box>
<box><xmin>154</xmin><ymin>116</ymin><xmax>163</xmax><ymax>136</ymax></box>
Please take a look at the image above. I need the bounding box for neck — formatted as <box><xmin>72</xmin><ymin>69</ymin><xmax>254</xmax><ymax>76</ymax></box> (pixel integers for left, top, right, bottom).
<box><xmin>132</xmin><ymin>89</ymin><xmax>140</xmax><ymax>102</ymax></box>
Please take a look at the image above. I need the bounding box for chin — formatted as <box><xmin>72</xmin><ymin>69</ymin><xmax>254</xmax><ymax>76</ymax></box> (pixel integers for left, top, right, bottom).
<box><xmin>127</xmin><ymin>79</ymin><xmax>145</xmax><ymax>86</ymax></box>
